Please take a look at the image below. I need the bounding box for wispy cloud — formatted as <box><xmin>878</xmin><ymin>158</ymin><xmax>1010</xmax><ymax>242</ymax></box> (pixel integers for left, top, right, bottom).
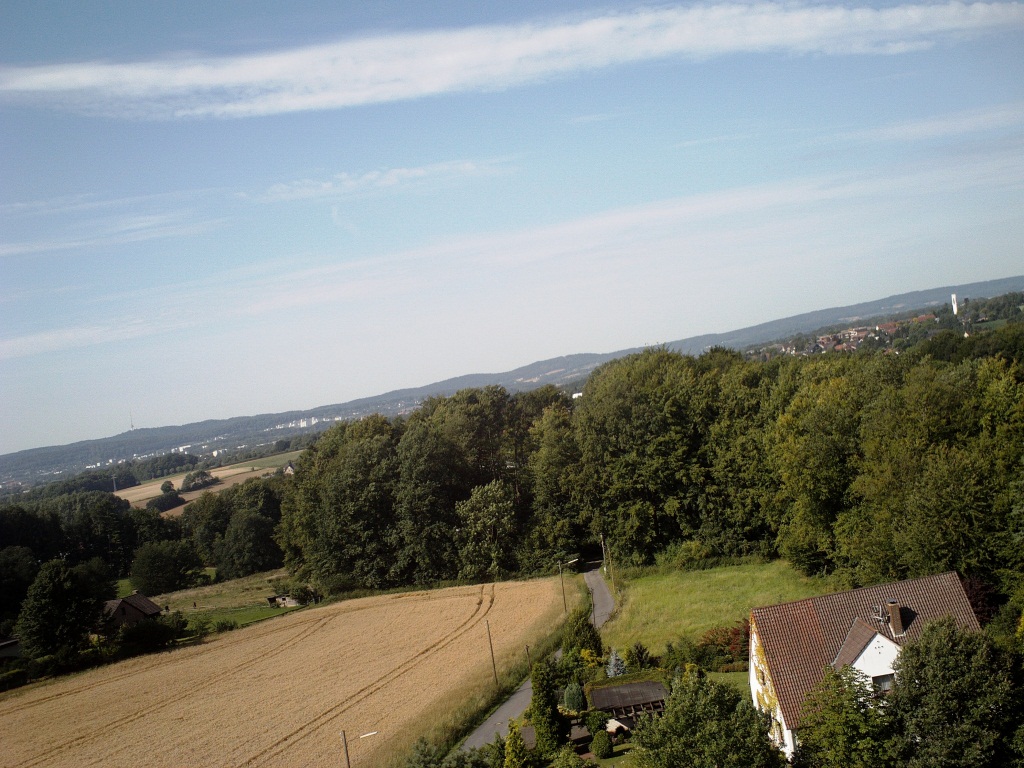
<box><xmin>3</xmin><ymin>135</ymin><xmax>1020</xmax><ymax>360</ymax></box>
<box><xmin>2</xmin><ymin>2</ymin><xmax>1021</xmax><ymax>119</ymax></box>
<box><xmin>0</xmin><ymin>211</ymin><xmax>221</xmax><ymax>258</ymax></box>
<box><xmin>0</xmin><ymin>319</ymin><xmax>185</xmax><ymax>359</ymax></box>
<box><xmin>255</xmin><ymin>160</ymin><xmax>502</xmax><ymax>203</ymax></box>
<box><xmin>841</xmin><ymin>101</ymin><xmax>1024</xmax><ymax>141</ymax></box>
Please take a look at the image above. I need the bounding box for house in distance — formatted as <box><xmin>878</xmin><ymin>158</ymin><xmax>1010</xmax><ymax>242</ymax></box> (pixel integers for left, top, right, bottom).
<box><xmin>104</xmin><ymin>592</ymin><xmax>163</xmax><ymax>628</ymax></box>
<box><xmin>748</xmin><ymin>571</ymin><xmax>980</xmax><ymax>758</ymax></box>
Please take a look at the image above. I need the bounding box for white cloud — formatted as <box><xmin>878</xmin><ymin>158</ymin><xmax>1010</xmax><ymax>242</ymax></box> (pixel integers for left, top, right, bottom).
<box><xmin>0</xmin><ymin>212</ymin><xmax>222</xmax><ymax>258</ymax></box>
<box><xmin>3</xmin><ymin>135</ymin><xmax>1020</xmax><ymax>361</ymax></box>
<box><xmin>842</xmin><ymin>101</ymin><xmax>1024</xmax><ymax>141</ymax></box>
<box><xmin>256</xmin><ymin>160</ymin><xmax>499</xmax><ymax>202</ymax></box>
<box><xmin>0</xmin><ymin>320</ymin><xmax>178</xmax><ymax>359</ymax></box>
<box><xmin>2</xmin><ymin>2</ymin><xmax>1021</xmax><ymax>119</ymax></box>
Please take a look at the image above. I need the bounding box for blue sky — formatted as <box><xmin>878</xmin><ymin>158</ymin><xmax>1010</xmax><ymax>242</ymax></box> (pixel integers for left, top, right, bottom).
<box><xmin>1</xmin><ymin>1</ymin><xmax>1023</xmax><ymax>455</ymax></box>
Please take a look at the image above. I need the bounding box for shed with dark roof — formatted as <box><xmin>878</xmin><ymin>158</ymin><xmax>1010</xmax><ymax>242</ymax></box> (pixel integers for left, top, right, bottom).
<box><xmin>104</xmin><ymin>592</ymin><xmax>164</xmax><ymax>628</ymax></box>
<box><xmin>588</xmin><ymin>680</ymin><xmax>668</xmax><ymax>727</ymax></box>
<box><xmin>748</xmin><ymin>571</ymin><xmax>978</xmax><ymax>757</ymax></box>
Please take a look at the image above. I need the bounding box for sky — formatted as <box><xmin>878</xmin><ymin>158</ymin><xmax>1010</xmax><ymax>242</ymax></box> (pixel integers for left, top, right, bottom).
<box><xmin>1</xmin><ymin>1</ymin><xmax>1023</xmax><ymax>456</ymax></box>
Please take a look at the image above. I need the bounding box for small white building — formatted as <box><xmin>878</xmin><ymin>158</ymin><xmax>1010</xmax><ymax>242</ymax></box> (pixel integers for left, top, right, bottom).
<box><xmin>749</xmin><ymin>571</ymin><xmax>980</xmax><ymax>758</ymax></box>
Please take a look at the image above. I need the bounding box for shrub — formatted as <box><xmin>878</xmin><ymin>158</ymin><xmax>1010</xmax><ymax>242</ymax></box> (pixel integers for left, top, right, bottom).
<box><xmin>564</xmin><ymin>680</ymin><xmax>586</xmax><ymax>713</ymax></box>
<box><xmin>550</xmin><ymin>745</ymin><xmax>588</xmax><ymax>768</ymax></box>
<box><xmin>624</xmin><ymin>641</ymin><xmax>653</xmax><ymax>671</ymax></box>
<box><xmin>590</xmin><ymin>729</ymin><xmax>613</xmax><ymax>759</ymax></box>
<box><xmin>117</xmin><ymin>617</ymin><xmax>180</xmax><ymax>655</ymax></box>
<box><xmin>214</xmin><ymin>619</ymin><xmax>238</xmax><ymax>633</ymax></box>
<box><xmin>584</xmin><ymin>710</ymin><xmax>610</xmax><ymax>737</ymax></box>
<box><xmin>189</xmin><ymin>615</ymin><xmax>212</xmax><ymax>638</ymax></box>
<box><xmin>655</xmin><ymin>540</ymin><xmax>716</xmax><ymax>571</ymax></box>
<box><xmin>563</xmin><ymin>605</ymin><xmax>603</xmax><ymax>657</ymax></box>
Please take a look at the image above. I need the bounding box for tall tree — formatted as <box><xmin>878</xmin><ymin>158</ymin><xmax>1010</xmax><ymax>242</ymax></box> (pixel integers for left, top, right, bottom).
<box><xmin>631</xmin><ymin>674</ymin><xmax>785</xmax><ymax>768</ymax></box>
<box><xmin>456</xmin><ymin>480</ymin><xmax>517</xmax><ymax>581</ymax></box>
<box><xmin>529</xmin><ymin>657</ymin><xmax>568</xmax><ymax>756</ymax></box>
<box><xmin>793</xmin><ymin>666</ymin><xmax>893</xmax><ymax>768</ymax></box>
<box><xmin>15</xmin><ymin>558</ymin><xmax>114</xmax><ymax>659</ymax></box>
<box><xmin>130</xmin><ymin>540</ymin><xmax>201</xmax><ymax>595</ymax></box>
<box><xmin>887</xmin><ymin>617</ymin><xmax>1021</xmax><ymax>768</ymax></box>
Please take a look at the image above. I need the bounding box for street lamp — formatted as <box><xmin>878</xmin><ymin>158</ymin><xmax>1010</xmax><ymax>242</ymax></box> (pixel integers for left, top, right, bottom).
<box><xmin>340</xmin><ymin>729</ymin><xmax>379</xmax><ymax>767</ymax></box>
<box><xmin>558</xmin><ymin>557</ymin><xmax>579</xmax><ymax>613</ymax></box>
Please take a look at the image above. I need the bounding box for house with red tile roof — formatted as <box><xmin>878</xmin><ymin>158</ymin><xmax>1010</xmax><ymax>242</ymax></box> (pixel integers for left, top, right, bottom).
<box><xmin>748</xmin><ymin>571</ymin><xmax>979</xmax><ymax>757</ymax></box>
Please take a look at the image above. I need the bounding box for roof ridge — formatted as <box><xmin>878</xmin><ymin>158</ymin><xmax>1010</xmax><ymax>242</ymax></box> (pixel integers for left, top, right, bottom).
<box><xmin>751</xmin><ymin>571</ymin><xmax>959</xmax><ymax>614</ymax></box>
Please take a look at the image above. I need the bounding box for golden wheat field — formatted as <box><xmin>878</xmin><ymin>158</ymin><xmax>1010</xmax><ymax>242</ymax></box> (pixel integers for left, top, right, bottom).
<box><xmin>0</xmin><ymin>578</ymin><xmax>564</xmax><ymax>768</ymax></box>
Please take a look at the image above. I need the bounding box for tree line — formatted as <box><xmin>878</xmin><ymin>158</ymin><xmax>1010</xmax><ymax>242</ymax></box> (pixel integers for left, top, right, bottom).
<box><xmin>3</xmin><ymin>312</ymin><xmax>1023</xmax><ymax>677</ymax></box>
<box><xmin>280</xmin><ymin>319</ymin><xmax>1024</xmax><ymax>605</ymax></box>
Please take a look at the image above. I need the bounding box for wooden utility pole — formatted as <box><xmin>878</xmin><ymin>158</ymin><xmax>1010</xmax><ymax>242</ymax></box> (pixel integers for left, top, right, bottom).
<box><xmin>486</xmin><ymin>620</ymin><xmax>498</xmax><ymax>688</ymax></box>
<box><xmin>341</xmin><ymin>731</ymin><xmax>351</xmax><ymax>768</ymax></box>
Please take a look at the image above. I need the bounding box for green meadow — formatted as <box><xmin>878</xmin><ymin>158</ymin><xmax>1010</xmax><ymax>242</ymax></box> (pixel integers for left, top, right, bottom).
<box><xmin>601</xmin><ymin>559</ymin><xmax>830</xmax><ymax>656</ymax></box>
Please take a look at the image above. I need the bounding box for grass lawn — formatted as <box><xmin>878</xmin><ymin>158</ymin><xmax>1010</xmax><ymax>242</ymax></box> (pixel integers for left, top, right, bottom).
<box><xmin>154</xmin><ymin>568</ymin><xmax>299</xmax><ymax>626</ymax></box>
<box><xmin>708</xmin><ymin>670</ymin><xmax>749</xmax><ymax>693</ymax></box>
<box><xmin>241</xmin><ymin>450</ymin><xmax>304</xmax><ymax>469</ymax></box>
<box><xmin>592</xmin><ymin>742</ymin><xmax>635</xmax><ymax>766</ymax></box>
<box><xmin>116</xmin><ymin>577</ymin><xmax>133</xmax><ymax>598</ymax></box>
<box><xmin>601</xmin><ymin>559</ymin><xmax>830</xmax><ymax>655</ymax></box>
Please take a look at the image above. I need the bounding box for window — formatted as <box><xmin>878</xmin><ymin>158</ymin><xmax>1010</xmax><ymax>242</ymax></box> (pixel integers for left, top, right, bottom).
<box><xmin>872</xmin><ymin>673</ymin><xmax>894</xmax><ymax>693</ymax></box>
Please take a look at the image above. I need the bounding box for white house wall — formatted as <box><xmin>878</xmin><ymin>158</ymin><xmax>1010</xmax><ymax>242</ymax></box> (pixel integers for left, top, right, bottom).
<box><xmin>749</xmin><ymin>617</ymin><xmax>794</xmax><ymax>758</ymax></box>
<box><xmin>851</xmin><ymin>632</ymin><xmax>899</xmax><ymax>680</ymax></box>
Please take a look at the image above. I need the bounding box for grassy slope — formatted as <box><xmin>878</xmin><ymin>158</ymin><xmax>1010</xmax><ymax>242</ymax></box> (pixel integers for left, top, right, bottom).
<box><xmin>154</xmin><ymin>568</ymin><xmax>299</xmax><ymax>626</ymax></box>
<box><xmin>601</xmin><ymin>559</ymin><xmax>830</xmax><ymax>656</ymax></box>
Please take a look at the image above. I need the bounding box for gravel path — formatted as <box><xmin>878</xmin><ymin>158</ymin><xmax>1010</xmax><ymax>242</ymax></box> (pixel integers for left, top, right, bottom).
<box><xmin>461</xmin><ymin>564</ymin><xmax>614</xmax><ymax>751</ymax></box>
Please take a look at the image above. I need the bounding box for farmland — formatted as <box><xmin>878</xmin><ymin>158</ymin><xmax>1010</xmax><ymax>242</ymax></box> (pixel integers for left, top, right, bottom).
<box><xmin>0</xmin><ymin>578</ymin><xmax>565</xmax><ymax>768</ymax></box>
<box><xmin>113</xmin><ymin>451</ymin><xmax>302</xmax><ymax>511</ymax></box>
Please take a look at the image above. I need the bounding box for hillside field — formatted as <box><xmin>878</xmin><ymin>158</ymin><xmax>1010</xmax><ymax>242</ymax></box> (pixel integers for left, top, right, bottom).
<box><xmin>0</xmin><ymin>578</ymin><xmax>566</xmax><ymax>768</ymax></box>
<box><xmin>601</xmin><ymin>559</ymin><xmax>830</xmax><ymax>655</ymax></box>
<box><xmin>113</xmin><ymin>451</ymin><xmax>302</xmax><ymax>511</ymax></box>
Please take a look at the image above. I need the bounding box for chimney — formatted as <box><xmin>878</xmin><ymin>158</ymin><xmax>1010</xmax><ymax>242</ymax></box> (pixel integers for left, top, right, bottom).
<box><xmin>887</xmin><ymin>600</ymin><xmax>904</xmax><ymax>636</ymax></box>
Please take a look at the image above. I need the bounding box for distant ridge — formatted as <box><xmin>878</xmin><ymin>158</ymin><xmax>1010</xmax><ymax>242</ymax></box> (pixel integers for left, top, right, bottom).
<box><xmin>3</xmin><ymin>274</ymin><xmax>1022</xmax><ymax>482</ymax></box>
<box><xmin>663</xmin><ymin>274</ymin><xmax>1024</xmax><ymax>355</ymax></box>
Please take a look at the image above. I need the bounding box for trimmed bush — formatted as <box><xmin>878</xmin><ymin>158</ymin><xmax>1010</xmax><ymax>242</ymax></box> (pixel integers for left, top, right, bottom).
<box><xmin>590</xmin><ymin>729</ymin><xmax>613</xmax><ymax>759</ymax></box>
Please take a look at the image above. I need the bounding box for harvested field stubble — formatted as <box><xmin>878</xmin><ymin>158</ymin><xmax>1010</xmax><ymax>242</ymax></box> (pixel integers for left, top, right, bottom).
<box><xmin>0</xmin><ymin>578</ymin><xmax>563</xmax><ymax>767</ymax></box>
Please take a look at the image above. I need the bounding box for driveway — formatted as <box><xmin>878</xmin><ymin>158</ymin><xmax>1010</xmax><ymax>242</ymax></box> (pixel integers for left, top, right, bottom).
<box><xmin>461</xmin><ymin>563</ymin><xmax>614</xmax><ymax>751</ymax></box>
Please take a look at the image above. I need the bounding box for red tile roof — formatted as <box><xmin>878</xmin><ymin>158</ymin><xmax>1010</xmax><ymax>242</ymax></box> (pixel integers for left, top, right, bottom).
<box><xmin>831</xmin><ymin>617</ymin><xmax>878</xmax><ymax>669</ymax></box>
<box><xmin>751</xmin><ymin>571</ymin><xmax>978</xmax><ymax>731</ymax></box>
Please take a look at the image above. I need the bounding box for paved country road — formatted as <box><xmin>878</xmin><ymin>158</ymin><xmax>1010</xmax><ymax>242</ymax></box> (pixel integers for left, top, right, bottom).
<box><xmin>461</xmin><ymin>563</ymin><xmax>614</xmax><ymax>751</ymax></box>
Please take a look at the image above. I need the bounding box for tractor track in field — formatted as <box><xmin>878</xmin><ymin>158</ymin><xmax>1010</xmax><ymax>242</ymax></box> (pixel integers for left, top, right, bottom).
<box><xmin>10</xmin><ymin>613</ymin><xmax>336</xmax><ymax>768</ymax></box>
<box><xmin>236</xmin><ymin>583</ymin><xmax>496</xmax><ymax>767</ymax></box>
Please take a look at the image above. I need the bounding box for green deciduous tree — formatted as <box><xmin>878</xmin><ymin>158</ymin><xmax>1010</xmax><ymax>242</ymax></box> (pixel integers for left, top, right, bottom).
<box><xmin>130</xmin><ymin>540</ymin><xmax>202</xmax><ymax>595</ymax></box>
<box><xmin>456</xmin><ymin>480</ymin><xmax>517</xmax><ymax>581</ymax></box>
<box><xmin>631</xmin><ymin>674</ymin><xmax>785</xmax><ymax>768</ymax></box>
<box><xmin>792</xmin><ymin>666</ymin><xmax>892</xmax><ymax>768</ymax></box>
<box><xmin>888</xmin><ymin>617</ymin><xmax>1020</xmax><ymax>768</ymax></box>
<box><xmin>15</xmin><ymin>558</ymin><xmax>114</xmax><ymax>659</ymax></box>
<box><xmin>217</xmin><ymin>509</ymin><xmax>283</xmax><ymax>580</ymax></box>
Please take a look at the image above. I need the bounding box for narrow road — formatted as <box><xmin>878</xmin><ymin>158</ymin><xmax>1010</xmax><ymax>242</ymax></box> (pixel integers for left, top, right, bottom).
<box><xmin>461</xmin><ymin>563</ymin><xmax>614</xmax><ymax>751</ymax></box>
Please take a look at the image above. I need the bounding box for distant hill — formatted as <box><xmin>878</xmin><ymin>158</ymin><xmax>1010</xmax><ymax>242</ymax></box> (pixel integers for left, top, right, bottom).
<box><xmin>3</xmin><ymin>274</ymin><xmax>1022</xmax><ymax>484</ymax></box>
